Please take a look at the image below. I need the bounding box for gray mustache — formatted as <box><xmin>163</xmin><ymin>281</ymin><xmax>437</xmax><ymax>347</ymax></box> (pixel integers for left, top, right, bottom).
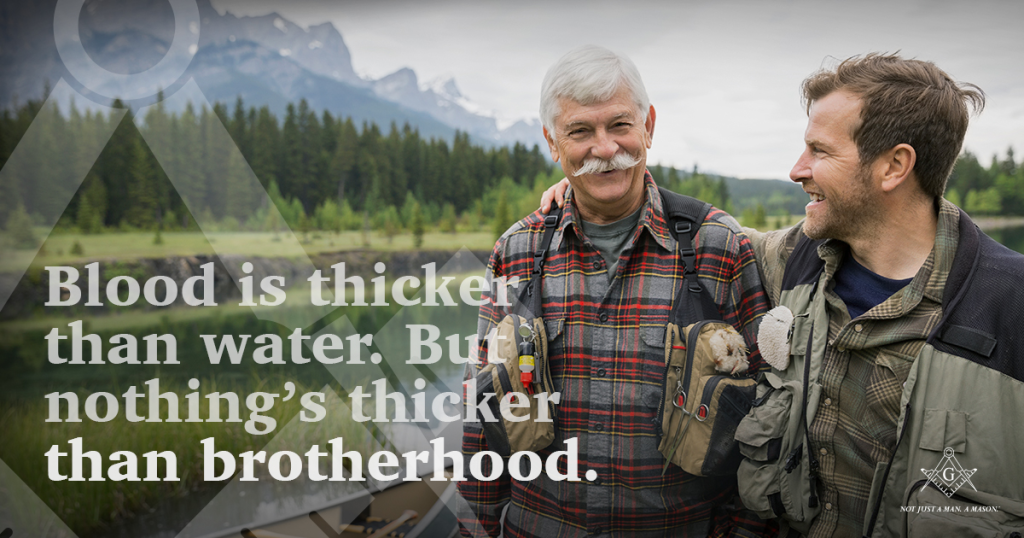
<box><xmin>573</xmin><ymin>152</ymin><xmax>641</xmax><ymax>177</ymax></box>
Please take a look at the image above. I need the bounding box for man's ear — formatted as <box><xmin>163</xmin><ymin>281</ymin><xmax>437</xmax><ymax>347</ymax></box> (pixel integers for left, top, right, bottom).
<box><xmin>879</xmin><ymin>143</ymin><xmax>916</xmax><ymax>194</ymax></box>
<box><xmin>543</xmin><ymin>126</ymin><xmax>560</xmax><ymax>162</ymax></box>
<box><xmin>645</xmin><ymin>105</ymin><xmax>656</xmax><ymax>148</ymax></box>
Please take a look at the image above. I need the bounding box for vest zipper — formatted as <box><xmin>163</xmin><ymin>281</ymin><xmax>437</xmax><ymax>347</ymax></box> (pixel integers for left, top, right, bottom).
<box><xmin>862</xmin><ymin>401</ymin><xmax>912</xmax><ymax>538</ymax></box>
<box><xmin>801</xmin><ymin>321</ymin><xmax>819</xmax><ymax>509</ymax></box>
<box><xmin>656</xmin><ymin>320</ymin><xmax>714</xmax><ymax>435</ymax></box>
<box><xmin>656</xmin><ymin>364</ymin><xmax>675</xmax><ymax>436</ymax></box>
<box><xmin>496</xmin><ymin>363</ymin><xmax>513</xmax><ymax>395</ymax></box>
<box><xmin>681</xmin><ymin>320</ymin><xmax>714</xmax><ymax>401</ymax></box>
<box><xmin>697</xmin><ymin>374</ymin><xmax>725</xmax><ymax>420</ymax></box>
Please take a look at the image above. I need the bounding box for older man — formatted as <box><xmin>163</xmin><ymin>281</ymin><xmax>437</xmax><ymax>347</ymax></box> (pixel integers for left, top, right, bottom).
<box><xmin>458</xmin><ymin>46</ymin><xmax>772</xmax><ymax>537</ymax></box>
<box><xmin>543</xmin><ymin>54</ymin><xmax>1024</xmax><ymax>537</ymax></box>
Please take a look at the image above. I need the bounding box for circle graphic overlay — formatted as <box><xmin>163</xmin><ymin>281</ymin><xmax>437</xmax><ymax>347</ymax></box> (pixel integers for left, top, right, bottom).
<box><xmin>53</xmin><ymin>0</ymin><xmax>200</xmax><ymax>100</ymax></box>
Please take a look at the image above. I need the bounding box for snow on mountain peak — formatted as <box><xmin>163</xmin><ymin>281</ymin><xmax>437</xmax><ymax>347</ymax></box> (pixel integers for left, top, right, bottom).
<box><xmin>374</xmin><ymin>67</ymin><xmax>419</xmax><ymax>95</ymax></box>
<box><xmin>425</xmin><ymin>76</ymin><xmax>462</xmax><ymax>100</ymax></box>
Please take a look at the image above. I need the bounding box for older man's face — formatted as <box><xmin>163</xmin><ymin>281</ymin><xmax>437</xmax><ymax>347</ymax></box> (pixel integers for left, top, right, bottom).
<box><xmin>544</xmin><ymin>86</ymin><xmax>655</xmax><ymax>224</ymax></box>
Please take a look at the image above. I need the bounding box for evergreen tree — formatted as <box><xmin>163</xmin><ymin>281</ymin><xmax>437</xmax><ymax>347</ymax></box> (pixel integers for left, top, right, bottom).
<box><xmin>140</xmin><ymin>91</ymin><xmax>175</xmax><ymax>229</ymax></box>
<box><xmin>402</xmin><ymin>123</ymin><xmax>423</xmax><ymax>196</ymax></box>
<box><xmin>381</xmin><ymin>205</ymin><xmax>400</xmax><ymax>243</ymax></box>
<box><xmin>251</xmin><ymin>106</ymin><xmax>279</xmax><ymax>188</ymax></box>
<box><xmin>173</xmin><ymin>102</ymin><xmax>205</xmax><ymax>225</ymax></box>
<box><xmin>451</xmin><ymin>132</ymin><xmax>476</xmax><ymax>212</ymax></box>
<box><xmin>281</xmin><ymin>102</ymin><xmax>301</xmax><ymax>202</ymax></box>
<box><xmin>5</xmin><ymin>203</ymin><xmax>37</xmax><ymax>248</ymax></box>
<box><xmin>0</xmin><ymin>93</ymin><xmax>568</xmax><ymax>237</ymax></box>
<box><xmin>331</xmin><ymin>118</ymin><xmax>358</xmax><ymax>205</ymax></box>
<box><xmin>125</xmin><ymin>135</ymin><xmax>158</xmax><ymax>229</ymax></box>
<box><xmin>314</xmin><ymin>198</ymin><xmax>340</xmax><ymax>232</ymax></box>
<box><xmin>999</xmin><ymin>147</ymin><xmax>1017</xmax><ymax>177</ymax></box>
<box><xmin>77</xmin><ymin>173</ymin><xmax>107</xmax><ymax>234</ymax></box>
<box><xmin>199</xmin><ymin>105</ymin><xmax>231</xmax><ymax>219</ymax></box>
<box><xmin>411</xmin><ymin>199</ymin><xmax>424</xmax><ymax>248</ymax></box>
<box><xmin>230</xmin><ymin>96</ymin><xmax>251</xmax><ymax>161</ymax></box>
<box><xmin>494</xmin><ymin>190</ymin><xmax>510</xmax><ymax>240</ymax></box>
<box><xmin>945</xmin><ymin>188</ymin><xmax>962</xmax><ymax>208</ymax></box>
<box><xmin>384</xmin><ymin>122</ymin><xmax>408</xmax><ymax>206</ymax></box>
<box><xmin>94</xmin><ymin>100</ymin><xmax>134</xmax><ymax>226</ymax></box>
<box><xmin>753</xmin><ymin>203</ymin><xmax>767</xmax><ymax>229</ymax></box>
<box><xmin>965</xmin><ymin>188</ymin><xmax>1002</xmax><ymax>215</ymax></box>
<box><xmin>667</xmin><ymin>166</ymin><xmax>681</xmax><ymax>191</ymax></box>
<box><xmin>224</xmin><ymin>149</ymin><xmax>260</xmax><ymax>223</ymax></box>
<box><xmin>338</xmin><ymin>199</ymin><xmax>359</xmax><ymax>231</ymax></box>
<box><xmin>440</xmin><ymin>202</ymin><xmax>457</xmax><ymax>234</ymax></box>
<box><xmin>400</xmin><ymin>191</ymin><xmax>419</xmax><ymax>231</ymax></box>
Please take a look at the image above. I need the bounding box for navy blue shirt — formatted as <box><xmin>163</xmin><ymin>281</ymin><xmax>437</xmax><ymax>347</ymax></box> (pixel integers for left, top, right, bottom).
<box><xmin>832</xmin><ymin>255</ymin><xmax>913</xmax><ymax>319</ymax></box>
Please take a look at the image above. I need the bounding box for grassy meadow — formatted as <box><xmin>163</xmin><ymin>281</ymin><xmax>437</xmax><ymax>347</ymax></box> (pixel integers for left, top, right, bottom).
<box><xmin>3</xmin><ymin>228</ymin><xmax>498</xmax><ymax>272</ymax></box>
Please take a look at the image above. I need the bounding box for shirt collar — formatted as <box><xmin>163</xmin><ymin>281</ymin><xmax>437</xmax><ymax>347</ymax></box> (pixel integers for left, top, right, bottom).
<box><xmin>814</xmin><ymin>198</ymin><xmax>960</xmax><ymax>318</ymax></box>
<box><xmin>556</xmin><ymin>171</ymin><xmax>674</xmax><ymax>252</ymax></box>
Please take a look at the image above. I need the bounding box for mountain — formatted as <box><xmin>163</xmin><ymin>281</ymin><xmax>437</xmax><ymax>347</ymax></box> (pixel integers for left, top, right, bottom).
<box><xmin>371</xmin><ymin>69</ymin><xmax>547</xmax><ymax>148</ymax></box>
<box><xmin>187</xmin><ymin>40</ymin><xmax>460</xmax><ymax>141</ymax></box>
<box><xmin>0</xmin><ymin>0</ymin><xmax>545</xmax><ymax>149</ymax></box>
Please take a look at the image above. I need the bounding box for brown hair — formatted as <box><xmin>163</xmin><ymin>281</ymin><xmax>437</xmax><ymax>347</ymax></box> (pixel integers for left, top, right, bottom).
<box><xmin>801</xmin><ymin>53</ymin><xmax>985</xmax><ymax>199</ymax></box>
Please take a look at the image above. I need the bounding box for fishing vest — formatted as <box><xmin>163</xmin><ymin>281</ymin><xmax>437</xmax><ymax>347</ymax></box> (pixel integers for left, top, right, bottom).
<box><xmin>474</xmin><ymin>188</ymin><xmax>760</xmax><ymax>478</ymax></box>
<box><xmin>735</xmin><ymin>209</ymin><xmax>1024</xmax><ymax>537</ymax></box>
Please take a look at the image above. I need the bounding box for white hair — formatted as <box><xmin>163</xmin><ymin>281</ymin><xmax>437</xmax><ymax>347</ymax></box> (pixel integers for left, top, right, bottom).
<box><xmin>540</xmin><ymin>45</ymin><xmax>650</xmax><ymax>132</ymax></box>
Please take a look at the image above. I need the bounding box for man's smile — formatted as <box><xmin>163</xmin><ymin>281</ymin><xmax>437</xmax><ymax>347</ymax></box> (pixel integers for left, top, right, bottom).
<box><xmin>805</xmin><ymin>189</ymin><xmax>826</xmax><ymax>209</ymax></box>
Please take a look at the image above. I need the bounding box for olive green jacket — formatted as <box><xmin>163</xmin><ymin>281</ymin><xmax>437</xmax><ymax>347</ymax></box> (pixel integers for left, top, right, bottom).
<box><xmin>737</xmin><ymin>207</ymin><xmax>1024</xmax><ymax>538</ymax></box>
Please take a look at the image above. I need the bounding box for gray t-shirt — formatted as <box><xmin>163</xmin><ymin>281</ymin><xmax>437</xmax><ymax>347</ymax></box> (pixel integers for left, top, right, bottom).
<box><xmin>580</xmin><ymin>205</ymin><xmax>644</xmax><ymax>281</ymax></box>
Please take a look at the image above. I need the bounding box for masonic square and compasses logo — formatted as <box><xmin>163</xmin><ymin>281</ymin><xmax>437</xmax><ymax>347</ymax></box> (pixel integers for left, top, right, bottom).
<box><xmin>921</xmin><ymin>447</ymin><xmax>978</xmax><ymax>497</ymax></box>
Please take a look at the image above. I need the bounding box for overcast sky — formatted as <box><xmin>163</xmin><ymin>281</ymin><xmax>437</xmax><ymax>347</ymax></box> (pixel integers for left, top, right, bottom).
<box><xmin>213</xmin><ymin>0</ymin><xmax>1024</xmax><ymax>180</ymax></box>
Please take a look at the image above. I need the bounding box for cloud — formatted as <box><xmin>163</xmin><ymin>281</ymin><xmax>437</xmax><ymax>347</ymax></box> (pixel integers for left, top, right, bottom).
<box><xmin>214</xmin><ymin>0</ymin><xmax>1024</xmax><ymax>178</ymax></box>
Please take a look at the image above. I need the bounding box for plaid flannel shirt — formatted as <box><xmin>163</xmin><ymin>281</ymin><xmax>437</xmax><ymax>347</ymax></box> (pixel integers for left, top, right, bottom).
<box><xmin>747</xmin><ymin>199</ymin><xmax>959</xmax><ymax>538</ymax></box>
<box><xmin>458</xmin><ymin>173</ymin><xmax>773</xmax><ymax>537</ymax></box>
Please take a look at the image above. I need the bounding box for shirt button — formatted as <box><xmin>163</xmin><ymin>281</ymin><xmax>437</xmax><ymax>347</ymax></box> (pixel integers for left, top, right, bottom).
<box><xmin>825</xmin><ymin>502</ymin><xmax>833</xmax><ymax>511</ymax></box>
<box><xmin>824</xmin><ymin>398</ymin><xmax>832</xmax><ymax>406</ymax></box>
<box><xmin>820</xmin><ymin>448</ymin><xmax>828</xmax><ymax>456</ymax></box>
<box><xmin>597</xmin><ymin>368</ymin><xmax>606</xmax><ymax>377</ymax></box>
<box><xmin>855</xmin><ymin>323</ymin><xmax>864</xmax><ymax>332</ymax></box>
<box><xmin>837</xmin><ymin>347</ymin><xmax>846</xmax><ymax>353</ymax></box>
<box><xmin>595</xmin><ymin>423</ymin><xmax>604</xmax><ymax>432</ymax></box>
<box><xmin>593</xmin><ymin>261</ymin><xmax>601</xmax><ymax>270</ymax></box>
<box><xmin>599</xmin><ymin>312</ymin><xmax>609</xmax><ymax>322</ymax></box>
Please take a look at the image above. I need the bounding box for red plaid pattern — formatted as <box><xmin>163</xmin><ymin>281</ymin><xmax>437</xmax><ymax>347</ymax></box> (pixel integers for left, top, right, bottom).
<box><xmin>458</xmin><ymin>173</ymin><xmax>774</xmax><ymax>537</ymax></box>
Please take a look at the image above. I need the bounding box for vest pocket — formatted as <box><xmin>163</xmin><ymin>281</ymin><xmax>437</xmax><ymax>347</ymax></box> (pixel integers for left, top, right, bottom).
<box><xmin>738</xmin><ymin>458</ymin><xmax>785</xmax><ymax>516</ymax></box>
<box><xmin>656</xmin><ymin>321</ymin><xmax>756</xmax><ymax>477</ymax></box>
<box><xmin>736</xmin><ymin>379</ymin><xmax>821</xmax><ymax>524</ymax></box>
<box><xmin>475</xmin><ymin>314</ymin><xmax>558</xmax><ymax>456</ymax></box>
<box><xmin>736</xmin><ymin>383</ymin><xmax>792</xmax><ymax>518</ymax></box>
<box><xmin>919</xmin><ymin>407</ymin><xmax>968</xmax><ymax>453</ymax></box>
<box><xmin>736</xmin><ymin>383</ymin><xmax>790</xmax><ymax>462</ymax></box>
